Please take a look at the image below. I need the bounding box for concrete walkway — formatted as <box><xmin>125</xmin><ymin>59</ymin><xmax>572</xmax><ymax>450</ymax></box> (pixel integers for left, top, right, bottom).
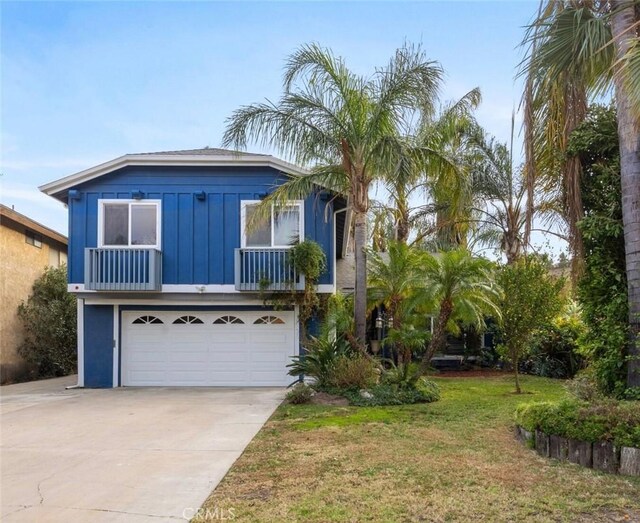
<box><xmin>1</xmin><ymin>376</ymin><xmax>284</xmax><ymax>522</ymax></box>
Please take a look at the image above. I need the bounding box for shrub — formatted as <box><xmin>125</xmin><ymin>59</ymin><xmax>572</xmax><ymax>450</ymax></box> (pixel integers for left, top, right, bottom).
<box><xmin>287</xmin><ymin>335</ymin><xmax>354</xmax><ymax>388</ymax></box>
<box><xmin>328</xmin><ymin>355</ymin><xmax>378</xmax><ymax>390</ymax></box>
<box><xmin>17</xmin><ymin>265</ymin><xmax>76</xmax><ymax>378</ymax></box>
<box><xmin>381</xmin><ymin>362</ymin><xmax>422</xmax><ymax>389</ymax></box>
<box><xmin>515</xmin><ymin>399</ymin><xmax>640</xmax><ymax>448</ymax></box>
<box><xmin>565</xmin><ymin>372</ymin><xmax>603</xmax><ymax>402</ymax></box>
<box><xmin>522</xmin><ymin>316</ymin><xmax>586</xmax><ymax>379</ymax></box>
<box><xmin>345</xmin><ymin>378</ymin><xmax>440</xmax><ymax>406</ymax></box>
<box><xmin>286</xmin><ymin>383</ymin><xmax>314</xmax><ymax>404</ymax></box>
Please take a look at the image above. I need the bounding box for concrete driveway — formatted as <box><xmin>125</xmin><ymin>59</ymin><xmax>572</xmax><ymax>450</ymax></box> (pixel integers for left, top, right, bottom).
<box><xmin>1</xmin><ymin>376</ymin><xmax>284</xmax><ymax>522</ymax></box>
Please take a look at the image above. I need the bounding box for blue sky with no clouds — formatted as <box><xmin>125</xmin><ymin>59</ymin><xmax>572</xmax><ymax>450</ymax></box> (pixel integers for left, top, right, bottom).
<box><xmin>1</xmin><ymin>1</ymin><xmax>541</xmax><ymax>244</ymax></box>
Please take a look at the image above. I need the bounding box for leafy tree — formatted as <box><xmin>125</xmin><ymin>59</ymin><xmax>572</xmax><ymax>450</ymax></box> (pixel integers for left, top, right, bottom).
<box><xmin>497</xmin><ymin>257</ymin><xmax>564</xmax><ymax>393</ymax></box>
<box><xmin>223</xmin><ymin>43</ymin><xmax>443</xmax><ymax>347</ymax></box>
<box><xmin>569</xmin><ymin>104</ymin><xmax>629</xmax><ymax>395</ymax></box>
<box><xmin>17</xmin><ymin>265</ymin><xmax>76</xmax><ymax>378</ymax></box>
<box><xmin>521</xmin><ymin>1</ymin><xmax>640</xmax><ymax>386</ymax></box>
<box><xmin>417</xmin><ymin>249</ymin><xmax>502</xmax><ymax>374</ymax></box>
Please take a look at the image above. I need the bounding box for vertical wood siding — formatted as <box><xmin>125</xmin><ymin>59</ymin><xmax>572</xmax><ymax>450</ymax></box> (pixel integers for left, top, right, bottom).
<box><xmin>68</xmin><ymin>166</ymin><xmax>334</xmax><ymax>286</ymax></box>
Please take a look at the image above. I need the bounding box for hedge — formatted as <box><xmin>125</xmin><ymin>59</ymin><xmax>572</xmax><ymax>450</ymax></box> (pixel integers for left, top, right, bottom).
<box><xmin>515</xmin><ymin>399</ymin><xmax>640</xmax><ymax>448</ymax></box>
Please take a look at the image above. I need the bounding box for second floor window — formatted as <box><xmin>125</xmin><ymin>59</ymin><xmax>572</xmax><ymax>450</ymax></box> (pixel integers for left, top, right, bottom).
<box><xmin>241</xmin><ymin>201</ymin><xmax>303</xmax><ymax>248</ymax></box>
<box><xmin>99</xmin><ymin>200</ymin><xmax>161</xmax><ymax>248</ymax></box>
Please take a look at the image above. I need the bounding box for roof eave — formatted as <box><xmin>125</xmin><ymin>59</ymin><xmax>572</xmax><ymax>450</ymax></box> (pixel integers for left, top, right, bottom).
<box><xmin>39</xmin><ymin>154</ymin><xmax>310</xmax><ymax>201</ymax></box>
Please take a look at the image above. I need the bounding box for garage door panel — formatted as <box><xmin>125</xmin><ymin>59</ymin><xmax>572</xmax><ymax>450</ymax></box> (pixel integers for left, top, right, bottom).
<box><xmin>208</xmin><ymin>352</ymin><xmax>249</xmax><ymax>364</ymax></box>
<box><xmin>122</xmin><ymin>311</ymin><xmax>295</xmax><ymax>386</ymax></box>
<box><xmin>129</xmin><ymin>351</ymin><xmax>167</xmax><ymax>364</ymax></box>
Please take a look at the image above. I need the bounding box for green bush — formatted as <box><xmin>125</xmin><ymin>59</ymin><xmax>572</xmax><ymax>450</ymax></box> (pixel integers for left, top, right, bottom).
<box><xmin>515</xmin><ymin>399</ymin><xmax>640</xmax><ymax>448</ymax></box>
<box><xmin>345</xmin><ymin>378</ymin><xmax>440</xmax><ymax>407</ymax></box>
<box><xmin>287</xmin><ymin>335</ymin><xmax>354</xmax><ymax>388</ymax></box>
<box><xmin>381</xmin><ymin>362</ymin><xmax>422</xmax><ymax>389</ymax></box>
<box><xmin>522</xmin><ymin>316</ymin><xmax>585</xmax><ymax>379</ymax></box>
<box><xmin>286</xmin><ymin>383</ymin><xmax>314</xmax><ymax>404</ymax></box>
<box><xmin>17</xmin><ymin>265</ymin><xmax>76</xmax><ymax>378</ymax></box>
<box><xmin>565</xmin><ymin>372</ymin><xmax>604</xmax><ymax>402</ymax></box>
<box><xmin>328</xmin><ymin>355</ymin><xmax>378</xmax><ymax>390</ymax></box>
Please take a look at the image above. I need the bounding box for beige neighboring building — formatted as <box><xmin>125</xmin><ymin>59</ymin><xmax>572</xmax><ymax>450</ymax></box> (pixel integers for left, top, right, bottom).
<box><xmin>0</xmin><ymin>205</ymin><xmax>68</xmax><ymax>383</ymax></box>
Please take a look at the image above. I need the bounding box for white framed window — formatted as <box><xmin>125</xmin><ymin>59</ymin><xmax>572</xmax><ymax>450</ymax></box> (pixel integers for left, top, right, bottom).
<box><xmin>241</xmin><ymin>200</ymin><xmax>303</xmax><ymax>248</ymax></box>
<box><xmin>98</xmin><ymin>199</ymin><xmax>161</xmax><ymax>249</ymax></box>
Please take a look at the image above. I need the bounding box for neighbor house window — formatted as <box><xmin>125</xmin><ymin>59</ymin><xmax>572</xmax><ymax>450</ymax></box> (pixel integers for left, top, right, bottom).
<box><xmin>25</xmin><ymin>230</ymin><xmax>43</xmax><ymax>248</ymax></box>
<box><xmin>98</xmin><ymin>200</ymin><xmax>161</xmax><ymax>249</ymax></box>
<box><xmin>241</xmin><ymin>201</ymin><xmax>303</xmax><ymax>248</ymax></box>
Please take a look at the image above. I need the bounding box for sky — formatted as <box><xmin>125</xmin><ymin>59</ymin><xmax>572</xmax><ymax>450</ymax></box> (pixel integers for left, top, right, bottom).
<box><xmin>2</xmin><ymin>0</ymin><xmax>558</xmax><ymax>253</ymax></box>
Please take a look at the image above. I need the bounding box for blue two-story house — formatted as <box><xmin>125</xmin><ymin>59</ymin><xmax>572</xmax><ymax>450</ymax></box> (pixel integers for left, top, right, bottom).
<box><xmin>40</xmin><ymin>148</ymin><xmax>352</xmax><ymax>388</ymax></box>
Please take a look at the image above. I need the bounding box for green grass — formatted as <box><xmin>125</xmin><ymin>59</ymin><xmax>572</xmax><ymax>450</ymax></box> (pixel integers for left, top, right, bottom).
<box><xmin>196</xmin><ymin>375</ymin><xmax>640</xmax><ymax>522</ymax></box>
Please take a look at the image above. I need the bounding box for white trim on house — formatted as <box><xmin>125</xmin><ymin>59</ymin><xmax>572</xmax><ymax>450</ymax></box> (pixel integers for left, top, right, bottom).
<box><xmin>113</xmin><ymin>305</ymin><xmax>119</xmax><ymax>388</ymax></box>
<box><xmin>97</xmin><ymin>199</ymin><xmax>162</xmax><ymax>249</ymax></box>
<box><xmin>68</xmin><ymin>283</ymin><xmax>335</xmax><ymax>293</ymax></box>
<box><xmin>83</xmin><ymin>298</ymin><xmax>270</xmax><ymax>306</ymax></box>
<box><xmin>240</xmin><ymin>200</ymin><xmax>304</xmax><ymax>249</ymax></box>
<box><xmin>294</xmin><ymin>304</ymin><xmax>300</xmax><ymax>358</ymax></box>
<box><xmin>76</xmin><ymin>298</ymin><xmax>85</xmax><ymax>387</ymax></box>
<box><xmin>39</xmin><ymin>154</ymin><xmax>309</xmax><ymax>199</ymax></box>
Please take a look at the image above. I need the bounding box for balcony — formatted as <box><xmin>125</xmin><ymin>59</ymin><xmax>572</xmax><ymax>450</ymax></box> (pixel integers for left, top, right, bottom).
<box><xmin>235</xmin><ymin>248</ymin><xmax>305</xmax><ymax>292</ymax></box>
<box><xmin>85</xmin><ymin>248</ymin><xmax>162</xmax><ymax>291</ymax></box>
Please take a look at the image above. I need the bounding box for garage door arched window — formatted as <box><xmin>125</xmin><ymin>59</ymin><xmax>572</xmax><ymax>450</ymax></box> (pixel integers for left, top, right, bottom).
<box><xmin>132</xmin><ymin>315</ymin><xmax>164</xmax><ymax>325</ymax></box>
<box><xmin>213</xmin><ymin>315</ymin><xmax>245</xmax><ymax>325</ymax></box>
<box><xmin>172</xmin><ymin>315</ymin><xmax>204</xmax><ymax>325</ymax></box>
<box><xmin>254</xmin><ymin>315</ymin><xmax>285</xmax><ymax>325</ymax></box>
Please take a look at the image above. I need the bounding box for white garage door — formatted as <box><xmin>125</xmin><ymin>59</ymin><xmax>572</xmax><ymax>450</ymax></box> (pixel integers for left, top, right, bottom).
<box><xmin>121</xmin><ymin>310</ymin><xmax>296</xmax><ymax>386</ymax></box>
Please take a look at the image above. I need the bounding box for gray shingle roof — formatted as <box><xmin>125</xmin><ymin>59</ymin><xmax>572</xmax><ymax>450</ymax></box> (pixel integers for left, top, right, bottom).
<box><xmin>137</xmin><ymin>147</ymin><xmax>268</xmax><ymax>157</ymax></box>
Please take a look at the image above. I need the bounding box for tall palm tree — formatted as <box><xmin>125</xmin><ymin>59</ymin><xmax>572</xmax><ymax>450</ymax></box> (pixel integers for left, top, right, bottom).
<box><xmin>468</xmin><ymin>128</ymin><xmax>563</xmax><ymax>264</ymax></box>
<box><xmin>223</xmin><ymin>43</ymin><xmax>443</xmax><ymax>347</ymax></box>
<box><xmin>369</xmin><ymin>89</ymin><xmax>481</xmax><ymax>249</ymax></box>
<box><xmin>521</xmin><ymin>1</ymin><xmax>640</xmax><ymax>386</ymax></box>
<box><xmin>417</xmin><ymin>249</ymin><xmax>502</xmax><ymax>375</ymax></box>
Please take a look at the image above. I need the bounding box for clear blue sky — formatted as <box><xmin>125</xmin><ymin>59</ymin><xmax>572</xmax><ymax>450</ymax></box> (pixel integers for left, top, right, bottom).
<box><xmin>1</xmin><ymin>1</ymin><xmax>542</xmax><ymax>245</ymax></box>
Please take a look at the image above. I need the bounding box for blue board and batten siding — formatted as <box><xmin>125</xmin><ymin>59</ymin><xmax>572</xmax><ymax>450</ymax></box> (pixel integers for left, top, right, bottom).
<box><xmin>84</xmin><ymin>305</ymin><xmax>114</xmax><ymax>387</ymax></box>
<box><xmin>68</xmin><ymin>165</ymin><xmax>335</xmax><ymax>287</ymax></box>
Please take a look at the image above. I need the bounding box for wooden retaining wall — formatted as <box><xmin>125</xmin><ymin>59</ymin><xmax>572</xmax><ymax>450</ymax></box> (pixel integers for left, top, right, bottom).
<box><xmin>515</xmin><ymin>426</ymin><xmax>640</xmax><ymax>476</ymax></box>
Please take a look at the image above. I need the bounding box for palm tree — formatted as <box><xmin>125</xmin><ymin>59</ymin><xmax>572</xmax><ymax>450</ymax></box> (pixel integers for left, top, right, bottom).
<box><xmin>468</xmin><ymin>128</ymin><xmax>562</xmax><ymax>264</ymax></box>
<box><xmin>521</xmin><ymin>1</ymin><xmax>640</xmax><ymax>386</ymax></box>
<box><xmin>367</xmin><ymin>241</ymin><xmax>424</xmax><ymax>362</ymax></box>
<box><xmin>223</xmin><ymin>43</ymin><xmax>443</xmax><ymax>347</ymax></box>
<box><xmin>367</xmin><ymin>89</ymin><xmax>481</xmax><ymax>251</ymax></box>
<box><xmin>417</xmin><ymin>249</ymin><xmax>502</xmax><ymax>375</ymax></box>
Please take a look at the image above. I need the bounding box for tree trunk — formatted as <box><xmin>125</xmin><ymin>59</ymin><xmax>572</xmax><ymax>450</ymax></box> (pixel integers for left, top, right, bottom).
<box><xmin>353</xmin><ymin>210</ymin><xmax>368</xmax><ymax>350</ymax></box>
<box><xmin>513</xmin><ymin>351</ymin><xmax>522</xmax><ymax>394</ymax></box>
<box><xmin>419</xmin><ymin>298</ymin><xmax>453</xmax><ymax>374</ymax></box>
<box><xmin>396</xmin><ymin>211</ymin><xmax>410</xmax><ymax>245</ymax></box>
<box><xmin>610</xmin><ymin>0</ymin><xmax>640</xmax><ymax>387</ymax></box>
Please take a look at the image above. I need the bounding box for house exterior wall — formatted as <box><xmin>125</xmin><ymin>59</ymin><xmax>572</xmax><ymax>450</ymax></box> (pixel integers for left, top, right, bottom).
<box><xmin>67</xmin><ymin>165</ymin><xmax>335</xmax><ymax>289</ymax></box>
<box><xmin>84</xmin><ymin>304</ymin><xmax>114</xmax><ymax>387</ymax></box>
<box><xmin>0</xmin><ymin>218</ymin><xmax>68</xmax><ymax>383</ymax></box>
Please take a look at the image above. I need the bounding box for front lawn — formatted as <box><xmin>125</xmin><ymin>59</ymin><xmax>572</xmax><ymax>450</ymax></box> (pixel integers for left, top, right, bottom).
<box><xmin>196</xmin><ymin>375</ymin><xmax>640</xmax><ymax>522</ymax></box>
